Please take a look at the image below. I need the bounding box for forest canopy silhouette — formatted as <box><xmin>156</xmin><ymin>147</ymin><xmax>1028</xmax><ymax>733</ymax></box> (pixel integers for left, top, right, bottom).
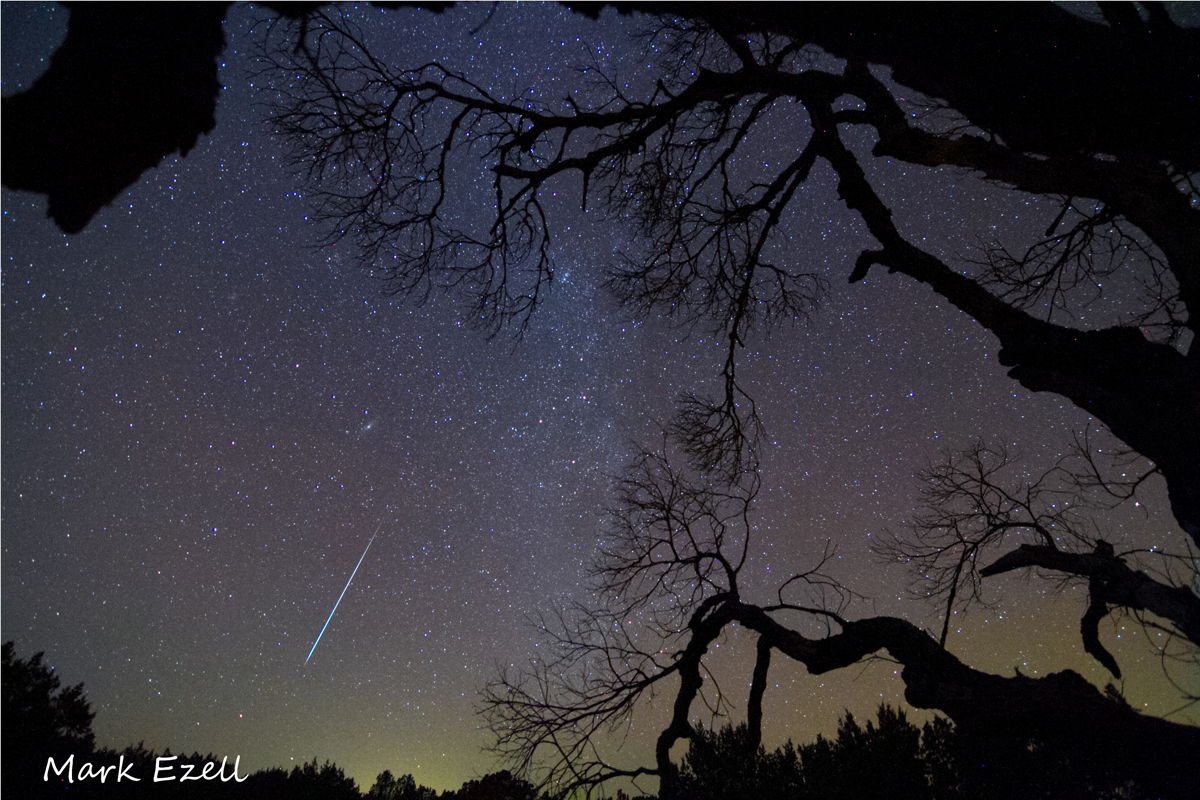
<box><xmin>3</xmin><ymin>3</ymin><xmax>1198</xmax><ymax>799</ymax></box>
<box><xmin>4</xmin><ymin>640</ymin><xmax>1155</xmax><ymax>799</ymax></box>
<box><xmin>3</xmin><ymin>640</ymin><xmax>535</xmax><ymax>799</ymax></box>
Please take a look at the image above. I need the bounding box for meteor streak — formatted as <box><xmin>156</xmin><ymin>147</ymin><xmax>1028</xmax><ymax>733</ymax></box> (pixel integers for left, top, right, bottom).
<box><xmin>304</xmin><ymin>522</ymin><xmax>382</xmax><ymax>664</ymax></box>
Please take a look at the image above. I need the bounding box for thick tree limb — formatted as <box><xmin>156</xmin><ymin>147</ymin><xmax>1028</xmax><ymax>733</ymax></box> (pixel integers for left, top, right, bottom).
<box><xmin>745</xmin><ymin>637</ymin><xmax>771</xmax><ymax>752</ymax></box>
<box><xmin>836</xmin><ymin>61</ymin><xmax>1200</xmax><ymax>331</ymax></box>
<box><xmin>724</xmin><ymin>604</ymin><xmax>1200</xmax><ymax>799</ymax></box>
<box><xmin>808</xmin><ymin>94</ymin><xmax>1200</xmax><ymax>543</ymax></box>
<box><xmin>980</xmin><ymin>542</ymin><xmax>1200</xmax><ymax>649</ymax></box>
<box><xmin>1081</xmin><ymin>581</ymin><xmax>1122</xmax><ymax>679</ymax></box>
<box><xmin>671</xmin><ymin>3</ymin><xmax>1200</xmax><ymax>169</ymax></box>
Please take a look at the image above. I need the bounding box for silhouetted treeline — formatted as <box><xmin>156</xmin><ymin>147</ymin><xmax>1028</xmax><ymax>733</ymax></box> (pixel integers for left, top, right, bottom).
<box><xmin>3</xmin><ymin>642</ymin><xmax>1162</xmax><ymax>799</ymax></box>
<box><xmin>3</xmin><ymin>642</ymin><xmax>545</xmax><ymax>800</ymax></box>
<box><xmin>16</xmin><ymin>739</ymin><xmax>541</xmax><ymax>800</ymax></box>
<box><xmin>675</xmin><ymin>704</ymin><xmax>1157</xmax><ymax>800</ymax></box>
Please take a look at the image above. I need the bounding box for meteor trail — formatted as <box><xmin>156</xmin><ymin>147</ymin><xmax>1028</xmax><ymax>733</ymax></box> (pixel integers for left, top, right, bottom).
<box><xmin>304</xmin><ymin>522</ymin><xmax>382</xmax><ymax>665</ymax></box>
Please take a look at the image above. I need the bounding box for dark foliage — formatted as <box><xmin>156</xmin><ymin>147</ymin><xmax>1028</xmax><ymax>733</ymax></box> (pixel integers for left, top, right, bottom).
<box><xmin>441</xmin><ymin>770</ymin><xmax>539</xmax><ymax>800</ymax></box>
<box><xmin>368</xmin><ymin>770</ymin><xmax>439</xmax><ymax>800</ymax></box>
<box><xmin>1</xmin><ymin>3</ymin><xmax>228</xmax><ymax>232</ymax></box>
<box><xmin>1</xmin><ymin>640</ymin><xmax>535</xmax><ymax>800</ymax></box>
<box><xmin>678</xmin><ymin>707</ymin><xmax>932</xmax><ymax>800</ymax></box>
<box><xmin>678</xmin><ymin>704</ymin><xmax>1162</xmax><ymax>800</ymax></box>
<box><xmin>2</xmin><ymin>640</ymin><xmax>96</xmax><ymax>795</ymax></box>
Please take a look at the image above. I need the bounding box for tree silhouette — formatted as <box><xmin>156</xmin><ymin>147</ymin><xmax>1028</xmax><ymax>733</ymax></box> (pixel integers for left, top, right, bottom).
<box><xmin>254</xmin><ymin>5</ymin><xmax>1197</xmax><ymax>797</ymax></box>
<box><xmin>5</xmin><ymin>3</ymin><xmax>1199</xmax><ymax>798</ymax></box>
<box><xmin>368</xmin><ymin>770</ymin><xmax>438</xmax><ymax>800</ymax></box>
<box><xmin>284</xmin><ymin>758</ymin><xmax>362</xmax><ymax>800</ymax></box>
<box><xmin>477</xmin><ymin>444</ymin><xmax>1198</xmax><ymax>797</ymax></box>
<box><xmin>676</xmin><ymin>723</ymin><xmax>800</xmax><ymax>800</ymax></box>
<box><xmin>0</xmin><ymin>3</ymin><xmax>228</xmax><ymax>233</ymax></box>
<box><xmin>368</xmin><ymin>770</ymin><xmax>404</xmax><ymax>800</ymax></box>
<box><xmin>4</xmin><ymin>4</ymin><xmax>1197</xmax><ymax>518</ymax></box>
<box><xmin>441</xmin><ymin>770</ymin><xmax>538</xmax><ymax>800</ymax></box>
<box><xmin>2</xmin><ymin>641</ymin><xmax>96</xmax><ymax>793</ymax></box>
<box><xmin>680</xmin><ymin>704</ymin><xmax>1160</xmax><ymax>800</ymax></box>
<box><xmin>875</xmin><ymin>438</ymin><xmax>1200</xmax><ymax>676</ymax></box>
<box><xmin>263</xmin><ymin>5</ymin><xmax>1200</xmax><ymax>538</ymax></box>
<box><xmin>801</xmin><ymin>706</ymin><xmax>929</xmax><ymax>800</ymax></box>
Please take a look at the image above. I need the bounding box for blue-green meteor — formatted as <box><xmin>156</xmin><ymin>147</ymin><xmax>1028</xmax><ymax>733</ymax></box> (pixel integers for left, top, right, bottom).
<box><xmin>305</xmin><ymin>522</ymin><xmax>382</xmax><ymax>664</ymax></box>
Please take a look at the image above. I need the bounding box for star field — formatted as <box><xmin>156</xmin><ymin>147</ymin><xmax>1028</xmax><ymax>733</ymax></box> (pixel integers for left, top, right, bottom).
<box><xmin>2</xmin><ymin>3</ymin><xmax>1193</xmax><ymax>792</ymax></box>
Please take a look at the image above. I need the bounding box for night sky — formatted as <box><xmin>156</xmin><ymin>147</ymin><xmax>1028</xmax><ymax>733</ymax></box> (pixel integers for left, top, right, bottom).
<box><xmin>2</xmin><ymin>2</ymin><xmax>1193</xmax><ymax>792</ymax></box>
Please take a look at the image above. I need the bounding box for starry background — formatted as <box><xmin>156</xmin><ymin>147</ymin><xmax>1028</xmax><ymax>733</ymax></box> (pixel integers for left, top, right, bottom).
<box><xmin>2</xmin><ymin>2</ymin><xmax>1193</xmax><ymax>792</ymax></box>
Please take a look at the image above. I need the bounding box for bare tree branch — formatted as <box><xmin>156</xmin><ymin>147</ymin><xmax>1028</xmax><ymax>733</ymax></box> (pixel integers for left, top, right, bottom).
<box><xmin>484</xmin><ymin>442</ymin><xmax>1199</xmax><ymax>797</ymax></box>
<box><xmin>878</xmin><ymin>439</ymin><xmax>1199</xmax><ymax>675</ymax></box>
<box><xmin>265</xmin><ymin>8</ymin><xmax>1200</xmax><ymax>535</ymax></box>
<box><xmin>257</xmin><ymin>10</ymin><xmax>1200</xmax><ymax>796</ymax></box>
